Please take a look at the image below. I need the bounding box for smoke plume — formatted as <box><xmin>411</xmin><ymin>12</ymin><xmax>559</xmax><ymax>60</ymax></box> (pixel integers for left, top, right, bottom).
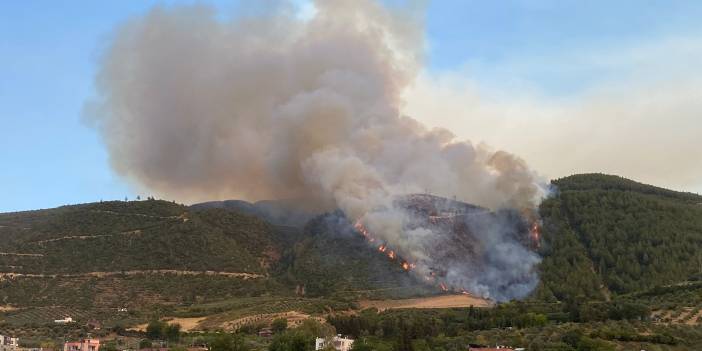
<box><xmin>87</xmin><ymin>0</ymin><xmax>549</xmax><ymax>300</ymax></box>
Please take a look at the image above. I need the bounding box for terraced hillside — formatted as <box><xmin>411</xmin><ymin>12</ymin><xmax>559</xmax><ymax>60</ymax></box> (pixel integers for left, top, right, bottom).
<box><xmin>0</xmin><ymin>200</ymin><xmax>290</xmax><ymax>274</ymax></box>
<box><xmin>0</xmin><ymin>200</ymin><xmax>298</xmax><ymax>315</ymax></box>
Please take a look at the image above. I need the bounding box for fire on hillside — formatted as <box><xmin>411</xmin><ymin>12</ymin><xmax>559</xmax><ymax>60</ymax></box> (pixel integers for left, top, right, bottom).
<box><xmin>352</xmin><ymin>194</ymin><xmax>542</xmax><ymax>300</ymax></box>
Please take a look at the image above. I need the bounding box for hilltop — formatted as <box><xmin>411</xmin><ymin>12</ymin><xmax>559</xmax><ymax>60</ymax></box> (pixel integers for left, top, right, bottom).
<box><xmin>536</xmin><ymin>173</ymin><xmax>702</xmax><ymax>303</ymax></box>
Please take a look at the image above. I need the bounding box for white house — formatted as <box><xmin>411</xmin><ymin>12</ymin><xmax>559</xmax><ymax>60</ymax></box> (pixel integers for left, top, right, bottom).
<box><xmin>315</xmin><ymin>335</ymin><xmax>354</xmax><ymax>351</ymax></box>
<box><xmin>54</xmin><ymin>317</ymin><xmax>74</xmax><ymax>324</ymax></box>
<box><xmin>0</xmin><ymin>334</ymin><xmax>19</xmax><ymax>351</ymax></box>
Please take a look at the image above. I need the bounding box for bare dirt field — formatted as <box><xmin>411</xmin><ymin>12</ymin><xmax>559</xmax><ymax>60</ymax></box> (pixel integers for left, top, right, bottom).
<box><xmin>0</xmin><ymin>305</ymin><xmax>18</xmax><ymax>312</ymax></box>
<box><xmin>167</xmin><ymin>317</ymin><xmax>208</xmax><ymax>331</ymax></box>
<box><xmin>130</xmin><ymin>317</ymin><xmax>207</xmax><ymax>332</ymax></box>
<box><xmin>359</xmin><ymin>294</ymin><xmax>493</xmax><ymax>311</ymax></box>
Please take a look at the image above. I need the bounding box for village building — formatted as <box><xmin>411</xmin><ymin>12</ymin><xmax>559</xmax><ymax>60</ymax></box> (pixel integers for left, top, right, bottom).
<box><xmin>257</xmin><ymin>328</ymin><xmax>273</xmax><ymax>338</ymax></box>
<box><xmin>85</xmin><ymin>319</ymin><xmax>102</xmax><ymax>330</ymax></box>
<box><xmin>0</xmin><ymin>335</ymin><xmax>19</xmax><ymax>351</ymax></box>
<box><xmin>54</xmin><ymin>317</ymin><xmax>73</xmax><ymax>324</ymax></box>
<box><xmin>314</xmin><ymin>335</ymin><xmax>354</xmax><ymax>351</ymax></box>
<box><xmin>63</xmin><ymin>339</ymin><xmax>99</xmax><ymax>351</ymax></box>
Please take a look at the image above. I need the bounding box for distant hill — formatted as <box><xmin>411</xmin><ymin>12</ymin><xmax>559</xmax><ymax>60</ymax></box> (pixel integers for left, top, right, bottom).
<box><xmin>552</xmin><ymin>173</ymin><xmax>702</xmax><ymax>204</ymax></box>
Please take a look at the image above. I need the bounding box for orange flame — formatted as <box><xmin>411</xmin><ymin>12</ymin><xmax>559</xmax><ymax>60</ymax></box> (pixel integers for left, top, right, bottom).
<box><xmin>529</xmin><ymin>221</ymin><xmax>541</xmax><ymax>248</ymax></box>
<box><xmin>355</xmin><ymin>217</ymin><xmax>473</xmax><ymax>295</ymax></box>
<box><xmin>406</xmin><ymin>262</ymin><xmax>417</xmax><ymax>271</ymax></box>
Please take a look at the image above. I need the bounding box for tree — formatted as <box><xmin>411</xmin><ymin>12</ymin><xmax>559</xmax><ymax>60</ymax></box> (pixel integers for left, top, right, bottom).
<box><xmin>166</xmin><ymin>323</ymin><xmax>182</xmax><ymax>342</ymax></box>
<box><xmin>146</xmin><ymin>320</ymin><xmax>167</xmax><ymax>340</ymax></box>
<box><xmin>271</xmin><ymin>318</ymin><xmax>288</xmax><ymax>334</ymax></box>
<box><xmin>297</xmin><ymin>319</ymin><xmax>335</xmax><ymax>339</ymax></box>
<box><xmin>210</xmin><ymin>333</ymin><xmax>250</xmax><ymax>351</ymax></box>
<box><xmin>139</xmin><ymin>340</ymin><xmax>152</xmax><ymax>349</ymax></box>
<box><xmin>394</xmin><ymin>320</ymin><xmax>414</xmax><ymax>351</ymax></box>
<box><xmin>268</xmin><ymin>331</ymin><xmax>313</xmax><ymax>351</ymax></box>
<box><xmin>351</xmin><ymin>341</ymin><xmax>374</xmax><ymax>351</ymax></box>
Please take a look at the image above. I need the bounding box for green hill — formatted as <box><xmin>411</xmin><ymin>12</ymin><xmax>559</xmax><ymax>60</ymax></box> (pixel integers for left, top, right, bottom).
<box><xmin>537</xmin><ymin>173</ymin><xmax>702</xmax><ymax>303</ymax></box>
<box><xmin>0</xmin><ymin>200</ymin><xmax>302</xmax><ymax>321</ymax></box>
<box><xmin>0</xmin><ymin>200</ymin><xmax>287</xmax><ymax>275</ymax></box>
<box><xmin>0</xmin><ymin>199</ymin><xmax>420</xmax><ymax>328</ymax></box>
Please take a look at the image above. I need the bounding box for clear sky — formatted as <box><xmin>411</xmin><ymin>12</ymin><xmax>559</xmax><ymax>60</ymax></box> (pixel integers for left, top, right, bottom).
<box><xmin>2</xmin><ymin>0</ymin><xmax>702</xmax><ymax>212</ymax></box>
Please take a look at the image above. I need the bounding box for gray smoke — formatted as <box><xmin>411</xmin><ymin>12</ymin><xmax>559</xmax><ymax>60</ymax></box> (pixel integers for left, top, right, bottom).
<box><xmin>87</xmin><ymin>0</ymin><xmax>549</xmax><ymax>300</ymax></box>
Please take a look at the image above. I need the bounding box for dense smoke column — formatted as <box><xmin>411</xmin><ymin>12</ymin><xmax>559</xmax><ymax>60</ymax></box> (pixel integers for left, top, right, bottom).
<box><xmin>87</xmin><ymin>0</ymin><xmax>549</xmax><ymax>300</ymax></box>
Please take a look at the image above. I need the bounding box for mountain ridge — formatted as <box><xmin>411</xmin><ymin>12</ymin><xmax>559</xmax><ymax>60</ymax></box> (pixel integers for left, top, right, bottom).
<box><xmin>1</xmin><ymin>173</ymin><xmax>702</xmax><ymax>337</ymax></box>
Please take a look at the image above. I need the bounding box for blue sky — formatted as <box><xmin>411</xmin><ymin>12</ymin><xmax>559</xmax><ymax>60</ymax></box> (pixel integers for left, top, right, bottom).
<box><xmin>2</xmin><ymin>0</ymin><xmax>702</xmax><ymax>212</ymax></box>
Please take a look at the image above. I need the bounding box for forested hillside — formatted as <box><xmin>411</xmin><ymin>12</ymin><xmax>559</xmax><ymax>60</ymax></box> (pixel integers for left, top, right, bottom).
<box><xmin>537</xmin><ymin>173</ymin><xmax>702</xmax><ymax>302</ymax></box>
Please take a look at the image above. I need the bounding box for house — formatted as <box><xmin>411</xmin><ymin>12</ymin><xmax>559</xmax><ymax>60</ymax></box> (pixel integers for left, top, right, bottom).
<box><xmin>314</xmin><ymin>335</ymin><xmax>354</xmax><ymax>351</ymax></box>
<box><xmin>86</xmin><ymin>319</ymin><xmax>102</xmax><ymax>330</ymax></box>
<box><xmin>63</xmin><ymin>339</ymin><xmax>99</xmax><ymax>351</ymax></box>
<box><xmin>54</xmin><ymin>317</ymin><xmax>74</xmax><ymax>324</ymax></box>
<box><xmin>0</xmin><ymin>335</ymin><xmax>19</xmax><ymax>351</ymax></box>
<box><xmin>258</xmin><ymin>328</ymin><xmax>273</xmax><ymax>338</ymax></box>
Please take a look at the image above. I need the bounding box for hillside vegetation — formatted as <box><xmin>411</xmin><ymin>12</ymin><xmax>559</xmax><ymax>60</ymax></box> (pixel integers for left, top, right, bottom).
<box><xmin>0</xmin><ymin>200</ymin><xmax>421</xmax><ymax>327</ymax></box>
<box><xmin>0</xmin><ymin>200</ymin><xmax>288</xmax><ymax>275</ymax></box>
<box><xmin>3</xmin><ymin>174</ymin><xmax>702</xmax><ymax>350</ymax></box>
<box><xmin>537</xmin><ymin>173</ymin><xmax>702</xmax><ymax>303</ymax></box>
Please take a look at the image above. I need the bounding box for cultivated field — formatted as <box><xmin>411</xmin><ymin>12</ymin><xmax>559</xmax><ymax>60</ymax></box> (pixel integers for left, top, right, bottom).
<box><xmin>359</xmin><ymin>293</ymin><xmax>493</xmax><ymax>311</ymax></box>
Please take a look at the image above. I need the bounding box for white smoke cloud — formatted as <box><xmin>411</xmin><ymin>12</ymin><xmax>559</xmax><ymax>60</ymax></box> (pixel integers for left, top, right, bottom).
<box><xmin>86</xmin><ymin>0</ymin><xmax>548</xmax><ymax>300</ymax></box>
